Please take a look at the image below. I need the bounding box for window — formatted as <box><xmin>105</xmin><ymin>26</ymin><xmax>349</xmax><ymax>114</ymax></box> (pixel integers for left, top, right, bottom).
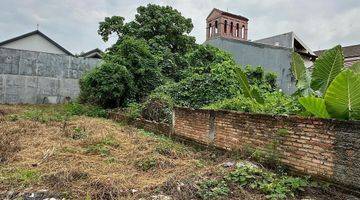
<box><xmin>209</xmin><ymin>23</ymin><xmax>212</xmax><ymax>37</ymax></box>
<box><xmin>241</xmin><ymin>25</ymin><xmax>245</xmax><ymax>39</ymax></box>
<box><xmin>224</xmin><ymin>20</ymin><xmax>227</xmax><ymax>33</ymax></box>
<box><xmin>215</xmin><ymin>20</ymin><xmax>218</xmax><ymax>34</ymax></box>
<box><xmin>230</xmin><ymin>22</ymin><xmax>233</xmax><ymax>35</ymax></box>
<box><xmin>236</xmin><ymin>23</ymin><xmax>239</xmax><ymax>37</ymax></box>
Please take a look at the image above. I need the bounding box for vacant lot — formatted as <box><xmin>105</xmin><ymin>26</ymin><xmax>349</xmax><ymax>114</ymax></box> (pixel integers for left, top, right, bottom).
<box><xmin>0</xmin><ymin>105</ymin><xmax>358</xmax><ymax>200</ymax></box>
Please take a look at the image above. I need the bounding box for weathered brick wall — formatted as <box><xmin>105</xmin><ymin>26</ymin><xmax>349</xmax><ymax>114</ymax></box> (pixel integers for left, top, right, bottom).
<box><xmin>174</xmin><ymin>107</ymin><xmax>360</xmax><ymax>190</ymax></box>
<box><xmin>108</xmin><ymin>108</ymin><xmax>360</xmax><ymax>190</ymax></box>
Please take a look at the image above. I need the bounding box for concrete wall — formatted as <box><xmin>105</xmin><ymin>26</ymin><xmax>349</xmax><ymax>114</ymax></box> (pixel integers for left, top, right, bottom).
<box><xmin>205</xmin><ymin>37</ymin><xmax>296</xmax><ymax>94</ymax></box>
<box><xmin>0</xmin><ymin>47</ymin><xmax>101</xmax><ymax>104</ymax></box>
<box><xmin>0</xmin><ymin>34</ymin><xmax>68</xmax><ymax>55</ymax></box>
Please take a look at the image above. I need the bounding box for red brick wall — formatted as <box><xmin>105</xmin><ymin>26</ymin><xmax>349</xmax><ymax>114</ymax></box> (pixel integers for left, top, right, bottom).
<box><xmin>173</xmin><ymin>107</ymin><xmax>360</xmax><ymax>190</ymax></box>
<box><xmin>108</xmin><ymin>108</ymin><xmax>360</xmax><ymax>190</ymax></box>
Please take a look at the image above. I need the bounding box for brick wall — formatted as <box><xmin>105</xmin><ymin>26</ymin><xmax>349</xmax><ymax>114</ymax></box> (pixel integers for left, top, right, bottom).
<box><xmin>173</xmin><ymin>107</ymin><xmax>360</xmax><ymax>190</ymax></box>
<box><xmin>108</xmin><ymin>107</ymin><xmax>360</xmax><ymax>190</ymax></box>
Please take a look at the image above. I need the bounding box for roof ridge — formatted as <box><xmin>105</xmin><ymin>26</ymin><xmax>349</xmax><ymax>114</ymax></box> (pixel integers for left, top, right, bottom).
<box><xmin>0</xmin><ymin>30</ymin><xmax>73</xmax><ymax>56</ymax></box>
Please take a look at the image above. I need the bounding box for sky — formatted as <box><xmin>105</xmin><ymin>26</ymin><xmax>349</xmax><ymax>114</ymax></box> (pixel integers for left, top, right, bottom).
<box><xmin>1</xmin><ymin>0</ymin><xmax>359</xmax><ymax>54</ymax></box>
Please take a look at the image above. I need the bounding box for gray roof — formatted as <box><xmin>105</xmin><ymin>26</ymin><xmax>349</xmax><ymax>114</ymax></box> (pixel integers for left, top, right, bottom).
<box><xmin>315</xmin><ymin>44</ymin><xmax>360</xmax><ymax>58</ymax></box>
<box><xmin>0</xmin><ymin>30</ymin><xmax>73</xmax><ymax>56</ymax></box>
<box><xmin>254</xmin><ymin>32</ymin><xmax>316</xmax><ymax>58</ymax></box>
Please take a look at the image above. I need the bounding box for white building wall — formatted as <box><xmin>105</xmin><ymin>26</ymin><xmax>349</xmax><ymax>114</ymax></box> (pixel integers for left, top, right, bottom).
<box><xmin>0</xmin><ymin>34</ymin><xmax>67</xmax><ymax>55</ymax></box>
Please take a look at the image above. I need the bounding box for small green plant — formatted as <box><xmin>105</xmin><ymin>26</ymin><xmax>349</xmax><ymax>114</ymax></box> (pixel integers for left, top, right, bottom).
<box><xmin>276</xmin><ymin>128</ymin><xmax>289</xmax><ymax>137</ymax></box>
<box><xmin>85</xmin><ymin>144</ymin><xmax>111</xmax><ymax>157</ymax></box>
<box><xmin>135</xmin><ymin>157</ymin><xmax>157</xmax><ymax>171</ymax></box>
<box><xmin>61</xmin><ymin>146</ymin><xmax>81</xmax><ymax>154</ymax></box>
<box><xmin>23</xmin><ymin>109</ymin><xmax>48</xmax><ymax>123</ymax></box>
<box><xmin>2</xmin><ymin>168</ymin><xmax>42</xmax><ymax>186</ymax></box>
<box><xmin>100</xmin><ymin>135</ymin><xmax>120</xmax><ymax>148</ymax></box>
<box><xmin>84</xmin><ymin>135</ymin><xmax>119</xmax><ymax>157</ymax></box>
<box><xmin>123</xmin><ymin>102</ymin><xmax>142</xmax><ymax>121</ymax></box>
<box><xmin>105</xmin><ymin>157</ymin><xmax>118</xmax><ymax>164</ymax></box>
<box><xmin>226</xmin><ymin>164</ymin><xmax>309</xmax><ymax>200</ymax></box>
<box><xmin>72</xmin><ymin>127</ymin><xmax>88</xmax><ymax>140</ymax></box>
<box><xmin>7</xmin><ymin>114</ymin><xmax>19</xmax><ymax>121</ymax></box>
<box><xmin>197</xmin><ymin>179</ymin><xmax>229</xmax><ymax>200</ymax></box>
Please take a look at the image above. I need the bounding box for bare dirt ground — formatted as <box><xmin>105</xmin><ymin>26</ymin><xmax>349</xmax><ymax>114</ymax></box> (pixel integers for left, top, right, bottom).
<box><xmin>0</xmin><ymin>104</ymin><xmax>358</xmax><ymax>200</ymax></box>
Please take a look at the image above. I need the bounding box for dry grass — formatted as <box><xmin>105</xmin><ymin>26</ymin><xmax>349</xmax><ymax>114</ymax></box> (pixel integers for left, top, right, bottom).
<box><xmin>0</xmin><ymin>104</ymin><xmax>355</xmax><ymax>200</ymax></box>
<box><xmin>0</xmin><ymin>104</ymin><xmax>230</xmax><ymax>199</ymax></box>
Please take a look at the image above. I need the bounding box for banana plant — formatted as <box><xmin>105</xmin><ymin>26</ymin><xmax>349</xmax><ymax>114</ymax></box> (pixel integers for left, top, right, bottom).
<box><xmin>292</xmin><ymin>46</ymin><xmax>360</xmax><ymax>120</ymax></box>
<box><xmin>290</xmin><ymin>52</ymin><xmax>312</xmax><ymax>96</ymax></box>
<box><xmin>235</xmin><ymin>67</ymin><xmax>264</xmax><ymax>104</ymax></box>
<box><xmin>310</xmin><ymin>45</ymin><xmax>344</xmax><ymax>94</ymax></box>
<box><xmin>349</xmin><ymin>62</ymin><xmax>360</xmax><ymax>74</ymax></box>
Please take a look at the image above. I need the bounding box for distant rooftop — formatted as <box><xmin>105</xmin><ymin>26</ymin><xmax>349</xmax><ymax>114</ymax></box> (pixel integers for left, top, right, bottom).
<box><xmin>206</xmin><ymin>8</ymin><xmax>249</xmax><ymax>21</ymax></box>
<box><xmin>315</xmin><ymin>44</ymin><xmax>360</xmax><ymax>58</ymax></box>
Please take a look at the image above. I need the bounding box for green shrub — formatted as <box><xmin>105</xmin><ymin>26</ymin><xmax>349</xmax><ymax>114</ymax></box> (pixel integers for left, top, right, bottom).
<box><xmin>197</xmin><ymin>179</ymin><xmax>229</xmax><ymax>200</ymax></box>
<box><xmin>123</xmin><ymin>102</ymin><xmax>142</xmax><ymax>120</ymax></box>
<box><xmin>79</xmin><ymin>62</ymin><xmax>135</xmax><ymax>108</ymax></box>
<box><xmin>141</xmin><ymin>93</ymin><xmax>174</xmax><ymax>123</ymax></box>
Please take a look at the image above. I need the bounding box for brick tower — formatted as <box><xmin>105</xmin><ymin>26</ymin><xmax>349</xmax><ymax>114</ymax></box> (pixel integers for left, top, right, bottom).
<box><xmin>206</xmin><ymin>8</ymin><xmax>249</xmax><ymax>41</ymax></box>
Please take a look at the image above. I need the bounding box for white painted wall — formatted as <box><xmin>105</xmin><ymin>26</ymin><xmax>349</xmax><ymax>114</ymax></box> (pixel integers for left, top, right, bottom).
<box><xmin>0</xmin><ymin>34</ymin><xmax>67</xmax><ymax>55</ymax></box>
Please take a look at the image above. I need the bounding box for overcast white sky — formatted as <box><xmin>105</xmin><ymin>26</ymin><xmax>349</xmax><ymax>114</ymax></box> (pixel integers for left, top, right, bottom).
<box><xmin>1</xmin><ymin>0</ymin><xmax>359</xmax><ymax>54</ymax></box>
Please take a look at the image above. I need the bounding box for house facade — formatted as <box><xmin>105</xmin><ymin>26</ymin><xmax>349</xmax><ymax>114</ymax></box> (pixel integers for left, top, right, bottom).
<box><xmin>0</xmin><ymin>30</ymin><xmax>73</xmax><ymax>55</ymax></box>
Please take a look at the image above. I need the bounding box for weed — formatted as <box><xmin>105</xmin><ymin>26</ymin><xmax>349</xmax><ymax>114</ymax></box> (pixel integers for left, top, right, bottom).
<box><xmin>105</xmin><ymin>157</ymin><xmax>118</xmax><ymax>164</ymax></box>
<box><xmin>1</xmin><ymin>168</ymin><xmax>41</xmax><ymax>187</ymax></box>
<box><xmin>276</xmin><ymin>128</ymin><xmax>289</xmax><ymax>137</ymax></box>
<box><xmin>61</xmin><ymin>146</ymin><xmax>81</xmax><ymax>154</ymax></box>
<box><xmin>226</xmin><ymin>164</ymin><xmax>309</xmax><ymax>199</ymax></box>
<box><xmin>7</xmin><ymin>114</ymin><xmax>19</xmax><ymax>121</ymax></box>
<box><xmin>64</xmin><ymin>102</ymin><xmax>107</xmax><ymax>118</ymax></box>
<box><xmin>100</xmin><ymin>135</ymin><xmax>120</xmax><ymax>148</ymax></box>
<box><xmin>85</xmin><ymin>144</ymin><xmax>111</xmax><ymax>157</ymax></box>
<box><xmin>194</xmin><ymin>160</ymin><xmax>206</xmax><ymax>168</ymax></box>
<box><xmin>198</xmin><ymin>179</ymin><xmax>229</xmax><ymax>200</ymax></box>
<box><xmin>135</xmin><ymin>157</ymin><xmax>157</xmax><ymax>171</ymax></box>
<box><xmin>72</xmin><ymin>127</ymin><xmax>88</xmax><ymax>140</ymax></box>
<box><xmin>85</xmin><ymin>135</ymin><xmax>120</xmax><ymax>157</ymax></box>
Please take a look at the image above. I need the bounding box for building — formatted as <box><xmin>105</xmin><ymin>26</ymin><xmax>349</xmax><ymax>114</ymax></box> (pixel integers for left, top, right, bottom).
<box><xmin>0</xmin><ymin>30</ymin><xmax>73</xmax><ymax>55</ymax></box>
<box><xmin>80</xmin><ymin>48</ymin><xmax>103</xmax><ymax>59</ymax></box>
<box><xmin>206</xmin><ymin>8</ymin><xmax>249</xmax><ymax>41</ymax></box>
<box><xmin>205</xmin><ymin>8</ymin><xmax>316</xmax><ymax>94</ymax></box>
<box><xmin>315</xmin><ymin>44</ymin><xmax>360</xmax><ymax>67</ymax></box>
<box><xmin>255</xmin><ymin>32</ymin><xmax>317</xmax><ymax>68</ymax></box>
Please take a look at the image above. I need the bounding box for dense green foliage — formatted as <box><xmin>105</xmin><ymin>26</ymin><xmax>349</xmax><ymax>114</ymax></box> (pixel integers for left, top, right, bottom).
<box><xmin>292</xmin><ymin>46</ymin><xmax>360</xmax><ymax>120</ymax></box>
<box><xmin>151</xmin><ymin>45</ymin><xmax>279</xmax><ymax>108</ymax></box>
<box><xmin>79</xmin><ymin>62</ymin><xmax>135</xmax><ymax>108</ymax></box>
<box><xmin>204</xmin><ymin>92</ymin><xmax>300</xmax><ymax>115</ymax></box>
<box><xmin>81</xmin><ymin>3</ymin><xmax>304</xmax><ymax>119</ymax></box>
<box><xmin>80</xmin><ymin>4</ymin><xmax>196</xmax><ymax>108</ymax></box>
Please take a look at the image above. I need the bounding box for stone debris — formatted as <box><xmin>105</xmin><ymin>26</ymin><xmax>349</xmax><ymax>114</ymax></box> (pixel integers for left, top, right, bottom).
<box><xmin>222</xmin><ymin>161</ymin><xmax>235</xmax><ymax>168</ymax></box>
<box><xmin>236</xmin><ymin>161</ymin><xmax>259</xmax><ymax>168</ymax></box>
<box><xmin>150</xmin><ymin>194</ymin><xmax>173</xmax><ymax>200</ymax></box>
